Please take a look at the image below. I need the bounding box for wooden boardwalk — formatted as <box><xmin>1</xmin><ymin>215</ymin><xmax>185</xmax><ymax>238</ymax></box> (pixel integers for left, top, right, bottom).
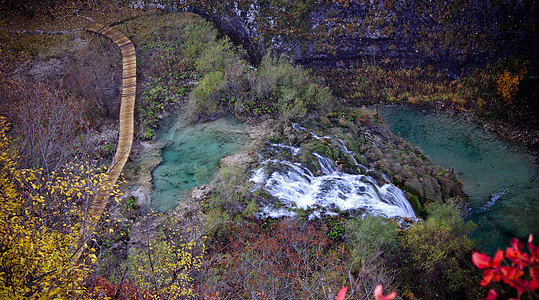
<box><xmin>75</xmin><ymin>23</ymin><xmax>136</xmax><ymax>260</ymax></box>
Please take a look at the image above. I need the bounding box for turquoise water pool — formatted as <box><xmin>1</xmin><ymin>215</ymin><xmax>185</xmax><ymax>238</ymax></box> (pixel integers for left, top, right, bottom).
<box><xmin>151</xmin><ymin>115</ymin><xmax>247</xmax><ymax>212</ymax></box>
<box><xmin>378</xmin><ymin>105</ymin><xmax>538</xmax><ymax>252</ymax></box>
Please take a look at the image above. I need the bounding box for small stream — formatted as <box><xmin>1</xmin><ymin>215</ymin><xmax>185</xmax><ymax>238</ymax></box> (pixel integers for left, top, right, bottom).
<box><xmin>378</xmin><ymin>105</ymin><xmax>538</xmax><ymax>252</ymax></box>
<box><xmin>151</xmin><ymin>114</ymin><xmax>247</xmax><ymax>212</ymax></box>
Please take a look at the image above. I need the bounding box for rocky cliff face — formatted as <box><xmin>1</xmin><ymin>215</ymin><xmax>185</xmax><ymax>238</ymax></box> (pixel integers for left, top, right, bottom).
<box><xmin>136</xmin><ymin>0</ymin><xmax>536</xmax><ymax>74</ymax></box>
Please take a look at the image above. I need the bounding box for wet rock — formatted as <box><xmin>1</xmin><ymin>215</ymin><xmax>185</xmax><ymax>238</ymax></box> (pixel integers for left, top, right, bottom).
<box><xmin>191</xmin><ymin>185</ymin><xmax>213</xmax><ymax>202</ymax></box>
<box><xmin>370</xmin><ymin>145</ymin><xmax>384</xmax><ymax>161</ymax></box>
<box><xmin>437</xmin><ymin>172</ymin><xmax>466</xmax><ymax>199</ymax></box>
<box><xmin>404</xmin><ymin>177</ymin><xmax>424</xmax><ymax>200</ymax></box>
<box><xmin>131</xmin><ymin>187</ymin><xmax>149</xmax><ymax>207</ymax></box>
<box><xmin>420</xmin><ymin>177</ymin><xmax>442</xmax><ymax>203</ymax></box>
<box><xmin>120</xmin><ymin>140</ymin><xmax>166</xmax><ymax>211</ymax></box>
<box><xmin>220</xmin><ymin>152</ymin><xmax>256</xmax><ymax>170</ymax></box>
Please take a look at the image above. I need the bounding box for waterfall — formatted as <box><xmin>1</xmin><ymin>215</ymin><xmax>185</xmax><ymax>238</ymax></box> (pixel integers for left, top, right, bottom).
<box><xmin>292</xmin><ymin>123</ymin><xmax>367</xmax><ymax>170</ymax></box>
<box><xmin>251</xmin><ymin>125</ymin><xmax>417</xmax><ymax>222</ymax></box>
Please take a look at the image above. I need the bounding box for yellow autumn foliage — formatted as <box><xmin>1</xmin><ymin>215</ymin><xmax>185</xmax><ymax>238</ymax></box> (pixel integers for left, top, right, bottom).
<box><xmin>1</xmin><ymin>116</ymin><xmax>202</xmax><ymax>299</ymax></box>
<box><xmin>496</xmin><ymin>68</ymin><xmax>526</xmax><ymax>104</ymax></box>
<box><xmin>0</xmin><ymin>116</ymin><xmax>114</xmax><ymax>299</ymax></box>
<box><xmin>124</xmin><ymin>217</ymin><xmax>204</xmax><ymax>299</ymax></box>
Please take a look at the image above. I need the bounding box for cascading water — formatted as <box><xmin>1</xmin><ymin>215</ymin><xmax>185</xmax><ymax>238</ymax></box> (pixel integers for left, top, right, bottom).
<box><xmin>291</xmin><ymin>123</ymin><xmax>367</xmax><ymax>170</ymax></box>
<box><xmin>250</xmin><ymin>125</ymin><xmax>417</xmax><ymax>222</ymax></box>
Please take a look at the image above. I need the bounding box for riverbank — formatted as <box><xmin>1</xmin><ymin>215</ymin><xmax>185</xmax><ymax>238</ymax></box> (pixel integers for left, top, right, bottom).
<box><xmin>317</xmin><ymin>63</ymin><xmax>539</xmax><ymax>155</ymax></box>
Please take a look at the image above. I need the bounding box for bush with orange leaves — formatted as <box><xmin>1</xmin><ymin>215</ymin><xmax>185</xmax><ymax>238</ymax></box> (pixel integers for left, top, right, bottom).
<box><xmin>496</xmin><ymin>69</ymin><xmax>526</xmax><ymax>104</ymax></box>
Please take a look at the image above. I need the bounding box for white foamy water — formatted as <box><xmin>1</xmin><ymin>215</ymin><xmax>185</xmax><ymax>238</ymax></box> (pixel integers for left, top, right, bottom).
<box><xmin>292</xmin><ymin>123</ymin><xmax>367</xmax><ymax>170</ymax></box>
<box><xmin>251</xmin><ymin>149</ymin><xmax>417</xmax><ymax>221</ymax></box>
<box><xmin>269</xmin><ymin>143</ymin><xmax>301</xmax><ymax>156</ymax></box>
<box><xmin>478</xmin><ymin>189</ymin><xmax>507</xmax><ymax>212</ymax></box>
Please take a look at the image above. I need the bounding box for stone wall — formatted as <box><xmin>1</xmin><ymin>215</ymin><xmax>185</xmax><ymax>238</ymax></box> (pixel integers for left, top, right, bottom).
<box><xmin>136</xmin><ymin>0</ymin><xmax>537</xmax><ymax>75</ymax></box>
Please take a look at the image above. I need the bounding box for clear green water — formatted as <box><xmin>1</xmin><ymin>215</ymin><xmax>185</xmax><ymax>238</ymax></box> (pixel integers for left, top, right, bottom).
<box><xmin>378</xmin><ymin>105</ymin><xmax>538</xmax><ymax>252</ymax></box>
<box><xmin>151</xmin><ymin>114</ymin><xmax>246</xmax><ymax>212</ymax></box>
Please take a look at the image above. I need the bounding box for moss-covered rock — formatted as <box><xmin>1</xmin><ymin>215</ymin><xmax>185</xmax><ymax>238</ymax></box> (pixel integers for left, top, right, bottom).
<box><xmin>260</xmin><ymin>110</ymin><xmax>465</xmax><ymax>209</ymax></box>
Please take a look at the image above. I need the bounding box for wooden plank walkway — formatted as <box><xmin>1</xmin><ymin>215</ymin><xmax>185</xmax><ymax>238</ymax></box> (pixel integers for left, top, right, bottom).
<box><xmin>75</xmin><ymin>23</ymin><xmax>136</xmax><ymax>261</ymax></box>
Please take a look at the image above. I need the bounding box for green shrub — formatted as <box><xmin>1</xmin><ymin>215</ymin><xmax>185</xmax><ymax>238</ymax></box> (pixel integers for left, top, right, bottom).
<box><xmin>100</xmin><ymin>141</ymin><xmax>117</xmax><ymax>157</ymax></box>
<box><xmin>135</xmin><ymin>17</ymin><xmax>216</xmax><ymax>135</ymax></box>
<box><xmin>195</xmin><ymin>38</ymin><xmax>239</xmax><ymax>74</ymax></box>
<box><xmin>400</xmin><ymin>201</ymin><xmax>481</xmax><ymax>299</ymax></box>
<box><xmin>346</xmin><ymin>216</ymin><xmax>399</xmax><ymax>252</ymax></box>
<box><xmin>188</xmin><ymin>71</ymin><xmax>226</xmax><ymax>117</ymax></box>
<box><xmin>180</xmin><ymin>19</ymin><xmax>335</xmax><ymax>121</ymax></box>
<box><xmin>242</xmin><ymin>199</ymin><xmax>258</xmax><ymax>218</ymax></box>
<box><xmin>327</xmin><ymin>218</ymin><xmax>345</xmax><ymax>240</ymax></box>
<box><xmin>345</xmin><ymin>216</ymin><xmax>400</xmax><ymax>270</ymax></box>
<box><xmin>137</xmin><ymin>84</ymin><xmax>169</xmax><ymax>128</ymax></box>
<box><xmin>344</xmin><ymin>216</ymin><xmax>400</xmax><ymax>297</ymax></box>
<box><xmin>253</xmin><ymin>53</ymin><xmax>334</xmax><ymax>121</ymax></box>
<box><xmin>205</xmin><ymin>166</ymin><xmax>251</xmax><ymax>220</ymax></box>
<box><xmin>182</xmin><ymin>19</ymin><xmax>219</xmax><ymax>65</ymax></box>
<box><xmin>203</xmin><ymin>205</ymin><xmax>232</xmax><ymax>244</ymax></box>
<box><xmin>139</xmin><ymin>127</ymin><xmax>154</xmax><ymax>140</ymax></box>
<box><xmin>189</xmin><ymin>49</ymin><xmax>335</xmax><ymax>120</ymax></box>
<box><xmin>194</xmin><ymin>37</ymin><xmax>251</xmax><ymax>109</ymax></box>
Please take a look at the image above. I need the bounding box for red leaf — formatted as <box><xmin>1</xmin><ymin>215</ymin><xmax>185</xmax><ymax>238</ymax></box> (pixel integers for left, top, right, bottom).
<box><xmin>510</xmin><ymin>237</ymin><xmax>523</xmax><ymax>251</ymax></box>
<box><xmin>374</xmin><ymin>285</ymin><xmax>396</xmax><ymax>300</ymax></box>
<box><xmin>506</xmin><ymin>247</ymin><xmax>521</xmax><ymax>260</ymax></box>
<box><xmin>481</xmin><ymin>269</ymin><xmax>502</xmax><ymax>286</ymax></box>
<box><xmin>475</xmin><ymin>234</ymin><xmax>539</xmax><ymax>299</ymax></box>
<box><xmin>480</xmin><ymin>271</ymin><xmax>494</xmax><ymax>287</ymax></box>
<box><xmin>493</xmin><ymin>250</ymin><xmax>504</xmax><ymax>267</ymax></box>
<box><xmin>383</xmin><ymin>291</ymin><xmax>397</xmax><ymax>300</ymax></box>
<box><xmin>473</xmin><ymin>252</ymin><xmax>492</xmax><ymax>269</ymax></box>
<box><xmin>336</xmin><ymin>286</ymin><xmax>347</xmax><ymax>300</ymax></box>
<box><xmin>485</xmin><ymin>289</ymin><xmax>498</xmax><ymax>300</ymax></box>
<box><xmin>529</xmin><ymin>273</ymin><xmax>539</xmax><ymax>292</ymax></box>
<box><xmin>506</xmin><ymin>246</ymin><xmax>529</xmax><ymax>269</ymax></box>
<box><xmin>500</xmin><ymin>266</ymin><xmax>523</xmax><ymax>281</ymax></box>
